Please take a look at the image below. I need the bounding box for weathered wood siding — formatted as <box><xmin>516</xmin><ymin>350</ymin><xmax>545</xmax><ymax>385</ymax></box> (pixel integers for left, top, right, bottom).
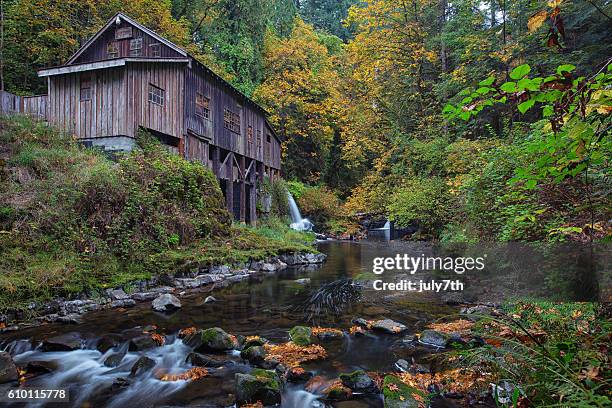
<box><xmin>73</xmin><ymin>21</ymin><xmax>182</xmax><ymax>64</ymax></box>
<box><xmin>48</xmin><ymin>67</ymin><xmax>127</xmax><ymax>138</ymax></box>
<box><xmin>22</xmin><ymin>95</ymin><xmax>47</xmax><ymax>119</ymax></box>
<box><xmin>185</xmin><ymin>133</ymin><xmax>209</xmax><ymax>166</ymax></box>
<box><xmin>184</xmin><ymin>64</ymin><xmax>279</xmax><ymax>168</ymax></box>
<box><xmin>125</xmin><ymin>62</ymin><xmax>185</xmax><ymax>140</ymax></box>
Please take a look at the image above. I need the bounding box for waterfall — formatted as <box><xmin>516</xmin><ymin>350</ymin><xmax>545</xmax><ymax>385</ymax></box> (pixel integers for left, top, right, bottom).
<box><xmin>287</xmin><ymin>193</ymin><xmax>313</xmax><ymax>231</ymax></box>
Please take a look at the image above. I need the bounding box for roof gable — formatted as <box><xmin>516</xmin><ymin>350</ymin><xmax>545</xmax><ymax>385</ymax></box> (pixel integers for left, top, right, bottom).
<box><xmin>66</xmin><ymin>13</ymin><xmax>187</xmax><ymax>65</ymax></box>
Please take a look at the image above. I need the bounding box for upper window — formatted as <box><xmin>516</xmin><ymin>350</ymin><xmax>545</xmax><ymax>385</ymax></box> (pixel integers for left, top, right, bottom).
<box><xmin>129</xmin><ymin>38</ymin><xmax>143</xmax><ymax>56</ymax></box>
<box><xmin>107</xmin><ymin>42</ymin><xmax>119</xmax><ymax>58</ymax></box>
<box><xmin>223</xmin><ymin>108</ymin><xmax>240</xmax><ymax>134</ymax></box>
<box><xmin>247</xmin><ymin>126</ymin><xmax>254</xmax><ymax>145</ymax></box>
<box><xmin>115</xmin><ymin>27</ymin><xmax>133</xmax><ymax>40</ymax></box>
<box><xmin>257</xmin><ymin>130</ymin><xmax>262</xmax><ymax>153</ymax></box>
<box><xmin>195</xmin><ymin>93</ymin><xmax>210</xmax><ymax>119</ymax></box>
<box><xmin>80</xmin><ymin>77</ymin><xmax>92</xmax><ymax>101</ymax></box>
<box><xmin>148</xmin><ymin>84</ymin><xmax>165</xmax><ymax>106</ymax></box>
<box><xmin>266</xmin><ymin>134</ymin><xmax>271</xmax><ymax>143</ymax></box>
<box><xmin>149</xmin><ymin>43</ymin><xmax>161</xmax><ymax>57</ymax></box>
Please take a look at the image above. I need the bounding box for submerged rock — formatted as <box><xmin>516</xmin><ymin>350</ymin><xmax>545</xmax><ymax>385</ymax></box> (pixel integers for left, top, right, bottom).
<box><xmin>151</xmin><ymin>294</ymin><xmax>181</xmax><ymax>312</ymax></box>
<box><xmin>103</xmin><ymin>352</ymin><xmax>125</xmax><ymax>368</ymax></box>
<box><xmin>289</xmin><ymin>326</ymin><xmax>312</xmax><ymax>346</ymax></box>
<box><xmin>235</xmin><ymin>369</ymin><xmax>281</xmax><ymax>405</ymax></box>
<box><xmin>383</xmin><ymin>375</ymin><xmax>420</xmax><ymax>408</ymax></box>
<box><xmin>96</xmin><ymin>335</ymin><xmax>122</xmax><ymax>353</ymax></box>
<box><xmin>128</xmin><ymin>335</ymin><xmax>158</xmax><ymax>351</ymax></box>
<box><xmin>339</xmin><ymin>370</ymin><xmax>379</xmax><ymax>394</ymax></box>
<box><xmin>372</xmin><ymin>319</ymin><xmax>407</xmax><ymax>334</ymax></box>
<box><xmin>129</xmin><ymin>356</ymin><xmax>156</xmax><ymax>377</ymax></box>
<box><xmin>25</xmin><ymin>360</ymin><xmax>57</xmax><ymax>375</ymax></box>
<box><xmin>40</xmin><ymin>333</ymin><xmax>82</xmax><ymax>351</ymax></box>
<box><xmin>197</xmin><ymin>327</ymin><xmax>237</xmax><ymax>352</ymax></box>
<box><xmin>0</xmin><ymin>352</ymin><xmax>18</xmax><ymax>384</ymax></box>
<box><xmin>419</xmin><ymin>330</ymin><xmax>449</xmax><ymax>348</ymax></box>
<box><xmin>186</xmin><ymin>352</ymin><xmax>228</xmax><ymax>368</ymax></box>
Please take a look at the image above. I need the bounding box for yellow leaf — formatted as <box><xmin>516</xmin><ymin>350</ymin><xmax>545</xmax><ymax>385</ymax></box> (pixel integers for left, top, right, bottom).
<box><xmin>528</xmin><ymin>11</ymin><xmax>548</xmax><ymax>33</ymax></box>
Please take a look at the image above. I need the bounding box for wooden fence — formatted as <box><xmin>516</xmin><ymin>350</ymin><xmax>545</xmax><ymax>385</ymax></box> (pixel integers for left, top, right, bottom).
<box><xmin>0</xmin><ymin>90</ymin><xmax>47</xmax><ymax>119</ymax></box>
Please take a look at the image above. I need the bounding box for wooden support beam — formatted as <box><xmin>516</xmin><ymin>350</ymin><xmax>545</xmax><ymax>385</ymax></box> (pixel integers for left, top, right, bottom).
<box><xmin>212</xmin><ymin>146</ymin><xmax>220</xmax><ymax>178</ymax></box>
<box><xmin>226</xmin><ymin>152</ymin><xmax>234</xmax><ymax>215</ymax></box>
<box><xmin>250</xmin><ymin>160</ymin><xmax>258</xmax><ymax>225</ymax></box>
<box><xmin>240</xmin><ymin>155</ymin><xmax>246</xmax><ymax>222</ymax></box>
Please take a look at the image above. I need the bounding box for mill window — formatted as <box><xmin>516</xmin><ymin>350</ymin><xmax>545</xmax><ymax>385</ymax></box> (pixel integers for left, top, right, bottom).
<box><xmin>115</xmin><ymin>27</ymin><xmax>133</xmax><ymax>40</ymax></box>
<box><xmin>129</xmin><ymin>38</ymin><xmax>143</xmax><ymax>56</ymax></box>
<box><xmin>223</xmin><ymin>108</ymin><xmax>240</xmax><ymax>134</ymax></box>
<box><xmin>107</xmin><ymin>42</ymin><xmax>119</xmax><ymax>58</ymax></box>
<box><xmin>195</xmin><ymin>93</ymin><xmax>210</xmax><ymax>119</ymax></box>
<box><xmin>80</xmin><ymin>77</ymin><xmax>92</xmax><ymax>101</ymax></box>
<box><xmin>148</xmin><ymin>84</ymin><xmax>165</xmax><ymax>106</ymax></box>
<box><xmin>149</xmin><ymin>43</ymin><xmax>161</xmax><ymax>57</ymax></box>
<box><xmin>247</xmin><ymin>126</ymin><xmax>254</xmax><ymax>145</ymax></box>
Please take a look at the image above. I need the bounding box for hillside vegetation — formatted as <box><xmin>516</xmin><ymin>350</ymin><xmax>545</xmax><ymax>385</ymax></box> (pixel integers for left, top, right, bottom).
<box><xmin>0</xmin><ymin>116</ymin><xmax>313</xmax><ymax>312</ymax></box>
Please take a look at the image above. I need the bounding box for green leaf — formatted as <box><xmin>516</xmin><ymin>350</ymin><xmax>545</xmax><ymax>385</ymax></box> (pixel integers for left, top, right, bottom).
<box><xmin>510</xmin><ymin>64</ymin><xmax>531</xmax><ymax>80</ymax></box>
<box><xmin>518</xmin><ymin>99</ymin><xmax>535</xmax><ymax>114</ymax></box>
<box><xmin>478</xmin><ymin>76</ymin><xmax>495</xmax><ymax>86</ymax></box>
<box><xmin>518</xmin><ymin>78</ymin><xmax>538</xmax><ymax>91</ymax></box>
<box><xmin>556</xmin><ymin>64</ymin><xmax>576</xmax><ymax>75</ymax></box>
<box><xmin>459</xmin><ymin>111</ymin><xmax>471</xmax><ymax>121</ymax></box>
<box><xmin>525</xmin><ymin>179</ymin><xmax>537</xmax><ymax>189</ymax></box>
<box><xmin>542</xmin><ymin>105</ymin><xmax>554</xmax><ymax>117</ymax></box>
<box><xmin>442</xmin><ymin>104</ymin><xmax>456</xmax><ymax>114</ymax></box>
<box><xmin>476</xmin><ymin>87</ymin><xmax>490</xmax><ymax>95</ymax></box>
<box><xmin>500</xmin><ymin>82</ymin><xmax>517</xmax><ymax>93</ymax></box>
<box><xmin>461</xmin><ymin>96</ymin><xmax>473</xmax><ymax>104</ymax></box>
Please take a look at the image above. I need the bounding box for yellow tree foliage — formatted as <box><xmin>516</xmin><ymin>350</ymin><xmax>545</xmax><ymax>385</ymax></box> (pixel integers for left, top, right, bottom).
<box><xmin>253</xmin><ymin>18</ymin><xmax>342</xmax><ymax>183</ymax></box>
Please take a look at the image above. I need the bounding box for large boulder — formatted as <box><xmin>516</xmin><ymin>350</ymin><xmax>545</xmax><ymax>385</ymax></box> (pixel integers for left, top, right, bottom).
<box><xmin>197</xmin><ymin>328</ymin><xmax>237</xmax><ymax>352</ymax></box>
<box><xmin>0</xmin><ymin>352</ymin><xmax>18</xmax><ymax>384</ymax></box>
<box><xmin>235</xmin><ymin>369</ymin><xmax>281</xmax><ymax>406</ymax></box>
<box><xmin>104</xmin><ymin>352</ymin><xmax>125</xmax><ymax>368</ymax></box>
<box><xmin>151</xmin><ymin>294</ymin><xmax>181</xmax><ymax>312</ymax></box>
<box><xmin>419</xmin><ymin>330</ymin><xmax>448</xmax><ymax>348</ymax></box>
<box><xmin>372</xmin><ymin>319</ymin><xmax>407</xmax><ymax>334</ymax></box>
<box><xmin>96</xmin><ymin>335</ymin><xmax>122</xmax><ymax>353</ymax></box>
<box><xmin>339</xmin><ymin>370</ymin><xmax>379</xmax><ymax>394</ymax></box>
<box><xmin>241</xmin><ymin>346</ymin><xmax>267</xmax><ymax>365</ymax></box>
<box><xmin>383</xmin><ymin>375</ymin><xmax>420</xmax><ymax>408</ymax></box>
<box><xmin>40</xmin><ymin>333</ymin><xmax>82</xmax><ymax>351</ymax></box>
<box><xmin>289</xmin><ymin>326</ymin><xmax>312</xmax><ymax>346</ymax></box>
<box><xmin>129</xmin><ymin>356</ymin><xmax>156</xmax><ymax>377</ymax></box>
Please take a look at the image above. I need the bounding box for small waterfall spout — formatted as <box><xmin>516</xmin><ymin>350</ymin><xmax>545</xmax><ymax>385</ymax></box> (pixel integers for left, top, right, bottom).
<box><xmin>287</xmin><ymin>193</ymin><xmax>313</xmax><ymax>231</ymax></box>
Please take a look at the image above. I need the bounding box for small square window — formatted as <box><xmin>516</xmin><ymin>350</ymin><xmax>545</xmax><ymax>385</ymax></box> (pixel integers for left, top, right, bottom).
<box><xmin>107</xmin><ymin>42</ymin><xmax>119</xmax><ymax>58</ymax></box>
<box><xmin>149</xmin><ymin>43</ymin><xmax>161</xmax><ymax>57</ymax></box>
<box><xmin>223</xmin><ymin>108</ymin><xmax>240</xmax><ymax>134</ymax></box>
<box><xmin>130</xmin><ymin>38</ymin><xmax>143</xmax><ymax>56</ymax></box>
<box><xmin>266</xmin><ymin>134</ymin><xmax>271</xmax><ymax>143</ymax></box>
<box><xmin>80</xmin><ymin>77</ymin><xmax>92</xmax><ymax>101</ymax></box>
<box><xmin>148</xmin><ymin>84</ymin><xmax>165</xmax><ymax>106</ymax></box>
<box><xmin>247</xmin><ymin>126</ymin><xmax>254</xmax><ymax>144</ymax></box>
<box><xmin>195</xmin><ymin>93</ymin><xmax>210</xmax><ymax>119</ymax></box>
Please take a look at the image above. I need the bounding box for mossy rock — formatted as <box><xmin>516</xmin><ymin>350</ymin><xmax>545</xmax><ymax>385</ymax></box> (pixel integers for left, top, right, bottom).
<box><xmin>240</xmin><ymin>345</ymin><xmax>267</xmax><ymax>365</ymax></box>
<box><xmin>198</xmin><ymin>327</ymin><xmax>237</xmax><ymax>352</ymax></box>
<box><xmin>235</xmin><ymin>369</ymin><xmax>281</xmax><ymax>405</ymax></box>
<box><xmin>289</xmin><ymin>326</ymin><xmax>312</xmax><ymax>346</ymax></box>
<box><xmin>382</xmin><ymin>375</ymin><xmax>420</xmax><ymax>408</ymax></box>
<box><xmin>324</xmin><ymin>382</ymin><xmax>352</xmax><ymax>401</ymax></box>
<box><xmin>339</xmin><ymin>370</ymin><xmax>379</xmax><ymax>394</ymax></box>
<box><xmin>418</xmin><ymin>330</ymin><xmax>449</xmax><ymax>348</ymax></box>
<box><xmin>242</xmin><ymin>336</ymin><xmax>269</xmax><ymax>349</ymax></box>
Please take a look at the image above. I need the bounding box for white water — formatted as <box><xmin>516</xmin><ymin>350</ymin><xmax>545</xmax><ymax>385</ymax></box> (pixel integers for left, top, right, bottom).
<box><xmin>288</xmin><ymin>193</ymin><xmax>313</xmax><ymax>231</ymax></box>
<box><xmin>10</xmin><ymin>338</ymin><xmax>192</xmax><ymax>408</ymax></box>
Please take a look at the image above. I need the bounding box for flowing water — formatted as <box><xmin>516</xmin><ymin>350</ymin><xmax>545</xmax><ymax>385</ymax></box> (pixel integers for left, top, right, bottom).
<box><xmin>287</xmin><ymin>193</ymin><xmax>313</xmax><ymax>231</ymax></box>
<box><xmin>0</xmin><ymin>240</ymin><xmax>607</xmax><ymax>407</ymax></box>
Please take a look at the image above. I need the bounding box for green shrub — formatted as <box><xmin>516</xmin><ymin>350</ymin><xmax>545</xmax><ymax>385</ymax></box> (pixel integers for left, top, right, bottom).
<box><xmin>297</xmin><ymin>185</ymin><xmax>340</xmax><ymax>228</ymax></box>
<box><xmin>387</xmin><ymin>177</ymin><xmax>454</xmax><ymax>234</ymax></box>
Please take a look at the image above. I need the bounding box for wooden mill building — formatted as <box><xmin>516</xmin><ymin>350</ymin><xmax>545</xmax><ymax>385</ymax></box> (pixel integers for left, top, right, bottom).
<box><xmin>35</xmin><ymin>12</ymin><xmax>281</xmax><ymax>224</ymax></box>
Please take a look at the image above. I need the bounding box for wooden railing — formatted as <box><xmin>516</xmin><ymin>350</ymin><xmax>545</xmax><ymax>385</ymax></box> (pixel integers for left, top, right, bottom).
<box><xmin>0</xmin><ymin>90</ymin><xmax>47</xmax><ymax>120</ymax></box>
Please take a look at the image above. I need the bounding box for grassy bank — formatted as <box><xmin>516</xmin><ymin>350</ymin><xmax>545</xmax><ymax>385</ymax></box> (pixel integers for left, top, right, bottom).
<box><xmin>0</xmin><ymin>116</ymin><xmax>314</xmax><ymax>313</ymax></box>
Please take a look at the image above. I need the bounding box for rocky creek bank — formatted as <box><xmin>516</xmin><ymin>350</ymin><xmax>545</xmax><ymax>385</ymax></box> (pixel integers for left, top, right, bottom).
<box><xmin>0</xmin><ymin>252</ymin><xmax>326</xmax><ymax>331</ymax></box>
